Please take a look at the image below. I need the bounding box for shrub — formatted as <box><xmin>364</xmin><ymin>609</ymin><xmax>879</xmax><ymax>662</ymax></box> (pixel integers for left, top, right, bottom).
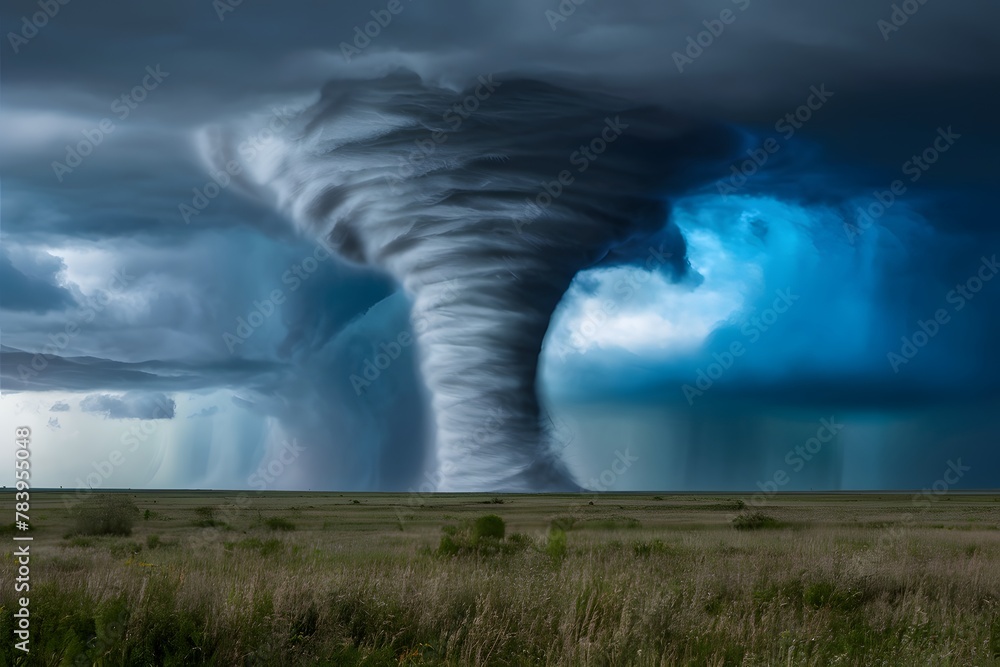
<box><xmin>72</xmin><ymin>494</ymin><xmax>139</xmax><ymax>536</ymax></box>
<box><xmin>264</xmin><ymin>517</ymin><xmax>295</xmax><ymax>531</ymax></box>
<box><xmin>546</xmin><ymin>527</ymin><xmax>568</xmax><ymax>561</ymax></box>
<box><xmin>109</xmin><ymin>540</ymin><xmax>143</xmax><ymax>558</ymax></box>
<box><xmin>436</xmin><ymin>515</ymin><xmax>525</xmax><ymax>557</ymax></box>
<box><xmin>803</xmin><ymin>581</ymin><xmax>866</xmax><ymax>611</ymax></box>
<box><xmin>437</xmin><ymin>534</ymin><xmax>461</xmax><ymax>556</ymax></box>
<box><xmin>732</xmin><ymin>511</ymin><xmax>780</xmax><ymax>530</ymax></box>
<box><xmin>146</xmin><ymin>534</ymin><xmax>161</xmax><ymax>549</ymax></box>
<box><xmin>550</xmin><ymin>516</ymin><xmax>577</xmax><ymax>532</ymax></box>
<box><xmin>472</xmin><ymin>514</ymin><xmax>505</xmax><ymax>542</ymax></box>
<box><xmin>507</xmin><ymin>532</ymin><xmax>533</xmax><ymax>547</ymax></box>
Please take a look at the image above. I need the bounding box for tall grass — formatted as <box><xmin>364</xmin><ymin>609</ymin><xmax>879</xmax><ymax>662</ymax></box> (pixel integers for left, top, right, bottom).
<box><xmin>2</xmin><ymin>492</ymin><xmax>998</xmax><ymax>665</ymax></box>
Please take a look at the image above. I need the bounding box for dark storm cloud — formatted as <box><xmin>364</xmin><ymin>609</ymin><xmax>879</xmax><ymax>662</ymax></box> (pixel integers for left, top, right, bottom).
<box><xmin>0</xmin><ymin>247</ymin><xmax>74</xmax><ymax>312</ymax></box>
<box><xmin>4</xmin><ymin>0</ymin><xmax>998</xmax><ymax>129</ymax></box>
<box><xmin>1</xmin><ymin>347</ymin><xmax>285</xmax><ymax>393</ymax></box>
<box><xmin>1</xmin><ymin>0</ymin><xmax>998</xmax><ymax>490</ymax></box>
<box><xmin>80</xmin><ymin>391</ymin><xmax>176</xmax><ymax>420</ymax></box>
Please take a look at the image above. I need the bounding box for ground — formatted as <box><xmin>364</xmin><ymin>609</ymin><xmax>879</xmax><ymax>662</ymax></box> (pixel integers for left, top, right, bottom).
<box><xmin>2</xmin><ymin>491</ymin><xmax>999</xmax><ymax>665</ymax></box>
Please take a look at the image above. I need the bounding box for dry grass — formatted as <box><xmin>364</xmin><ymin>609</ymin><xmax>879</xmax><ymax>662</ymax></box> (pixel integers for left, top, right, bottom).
<box><xmin>2</xmin><ymin>491</ymin><xmax>999</xmax><ymax>665</ymax></box>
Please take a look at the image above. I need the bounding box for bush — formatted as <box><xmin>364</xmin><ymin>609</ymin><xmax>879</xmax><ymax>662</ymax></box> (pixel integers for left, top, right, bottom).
<box><xmin>72</xmin><ymin>494</ymin><xmax>139</xmax><ymax>536</ymax></box>
<box><xmin>437</xmin><ymin>534</ymin><xmax>461</xmax><ymax>556</ymax></box>
<box><xmin>546</xmin><ymin>527</ymin><xmax>568</xmax><ymax>561</ymax></box>
<box><xmin>507</xmin><ymin>532</ymin><xmax>533</xmax><ymax>547</ymax></box>
<box><xmin>732</xmin><ymin>511</ymin><xmax>780</xmax><ymax>531</ymax></box>
<box><xmin>0</xmin><ymin>523</ymin><xmax>18</xmax><ymax>536</ymax></box>
<box><xmin>109</xmin><ymin>540</ymin><xmax>143</xmax><ymax>558</ymax></box>
<box><xmin>264</xmin><ymin>517</ymin><xmax>296</xmax><ymax>531</ymax></box>
<box><xmin>550</xmin><ymin>516</ymin><xmax>577</xmax><ymax>532</ymax></box>
<box><xmin>803</xmin><ymin>581</ymin><xmax>866</xmax><ymax>611</ymax></box>
<box><xmin>436</xmin><ymin>515</ymin><xmax>525</xmax><ymax>557</ymax></box>
<box><xmin>472</xmin><ymin>514</ymin><xmax>505</xmax><ymax>542</ymax></box>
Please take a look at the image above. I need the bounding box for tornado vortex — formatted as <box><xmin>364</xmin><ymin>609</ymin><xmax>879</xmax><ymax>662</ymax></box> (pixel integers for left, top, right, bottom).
<box><xmin>200</xmin><ymin>70</ymin><xmax>739</xmax><ymax>491</ymax></box>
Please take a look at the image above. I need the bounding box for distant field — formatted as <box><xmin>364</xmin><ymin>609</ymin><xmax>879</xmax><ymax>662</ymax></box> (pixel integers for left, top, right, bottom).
<box><xmin>2</xmin><ymin>491</ymin><xmax>999</xmax><ymax>665</ymax></box>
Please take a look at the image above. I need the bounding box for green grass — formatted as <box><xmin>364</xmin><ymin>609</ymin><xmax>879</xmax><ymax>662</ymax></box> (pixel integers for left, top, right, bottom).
<box><xmin>1</xmin><ymin>491</ymin><xmax>999</xmax><ymax>665</ymax></box>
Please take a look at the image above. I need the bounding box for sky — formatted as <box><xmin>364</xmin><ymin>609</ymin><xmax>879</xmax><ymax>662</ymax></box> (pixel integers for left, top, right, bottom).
<box><xmin>1</xmin><ymin>0</ymin><xmax>998</xmax><ymax>492</ymax></box>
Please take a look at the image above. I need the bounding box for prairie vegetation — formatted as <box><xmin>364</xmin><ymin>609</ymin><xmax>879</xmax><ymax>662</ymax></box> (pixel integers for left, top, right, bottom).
<box><xmin>2</xmin><ymin>491</ymin><xmax>998</xmax><ymax>665</ymax></box>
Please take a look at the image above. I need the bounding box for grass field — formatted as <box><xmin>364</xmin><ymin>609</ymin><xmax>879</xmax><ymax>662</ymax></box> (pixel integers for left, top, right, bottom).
<box><xmin>2</xmin><ymin>490</ymin><xmax>999</xmax><ymax>666</ymax></box>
